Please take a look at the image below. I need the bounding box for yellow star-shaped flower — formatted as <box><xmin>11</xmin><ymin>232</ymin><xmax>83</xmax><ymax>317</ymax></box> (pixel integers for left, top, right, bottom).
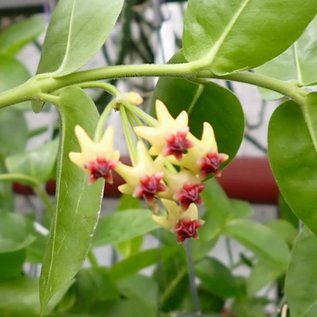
<box><xmin>69</xmin><ymin>125</ymin><xmax>120</xmax><ymax>183</ymax></box>
<box><xmin>116</xmin><ymin>142</ymin><xmax>166</xmax><ymax>202</ymax></box>
<box><xmin>134</xmin><ymin>100</ymin><xmax>192</xmax><ymax>159</ymax></box>
<box><xmin>170</xmin><ymin>122</ymin><xmax>229</xmax><ymax>178</ymax></box>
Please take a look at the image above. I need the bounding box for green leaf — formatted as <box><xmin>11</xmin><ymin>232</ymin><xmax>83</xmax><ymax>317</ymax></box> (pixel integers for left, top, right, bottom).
<box><xmin>111</xmin><ymin>246</ymin><xmax>178</xmax><ymax>279</ymax></box>
<box><xmin>200</xmin><ymin>179</ymin><xmax>232</xmax><ymax>241</ymax></box>
<box><xmin>154</xmin><ymin>252</ymin><xmax>188</xmax><ymax>311</ymax></box>
<box><xmin>247</xmin><ymin>260</ymin><xmax>284</xmax><ymax>295</ymax></box>
<box><xmin>116</xmin><ymin>195</ymin><xmax>143</xmax><ymax>257</ymax></box>
<box><xmin>0</xmin><ymin>54</ymin><xmax>31</xmax><ymax>110</ymax></box>
<box><xmin>6</xmin><ymin>139</ymin><xmax>59</xmax><ymax>185</ymax></box>
<box><xmin>268</xmin><ymin>94</ymin><xmax>317</xmax><ymax>235</ymax></box>
<box><xmin>255</xmin><ymin>48</ymin><xmax>296</xmax><ymax>100</ymax></box>
<box><xmin>153</xmin><ymin>53</ymin><xmax>245</xmax><ymax>165</ymax></box>
<box><xmin>0</xmin><ymin>108</ymin><xmax>28</xmax><ymax>156</ymax></box>
<box><xmin>0</xmin><ymin>54</ymin><xmax>30</xmax><ymax>92</ymax></box>
<box><xmin>225</xmin><ymin>219</ymin><xmax>290</xmax><ymax>267</ymax></box>
<box><xmin>285</xmin><ymin>228</ymin><xmax>317</xmax><ymax>317</ymax></box>
<box><xmin>278</xmin><ymin>194</ymin><xmax>299</xmax><ymax>230</ymax></box>
<box><xmin>0</xmin><ymin>211</ymin><xmax>36</xmax><ymax>287</ymax></box>
<box><xmin>229</xmin><ymin>199</ymin><xmax>253</xmax><ymax>219</ymax></box>
<box><xmin>256</xmin><ymin>15</ymin><xmax>317</xmax><ymax>100</ymax></box>
<box><xmin>0</xmin><ymin>15</ymin><xmax>45</xmax><ymax>55</ymax></box>
<box><xmin>76</xmin><ymin>268</ymin><xmax>120</xmax><ymax>307</ymax></box>
<box><xmin>37</xmin><ymin>0</ymin><xmax>124</xmax><ymax>76</ymax></box>
<box><xmin>93</xmin><ymin>209</ymin><xmax>158</xmax><ymax>247</ymax></box>
<box><xmin>195</xmin><ymin>257</ymin><xmax>237</xmax><ymax>299</ymax></box>
<box><xmin>0</xmin><ymin>250</ymin><xmax>25</xmax><ymax>281</ymax></box>
<box><xmin>0</xmin><ymin>277</ymin><xmax>40</xmax><ymax>316</ymax></box>
<box><xmin>182</xmin><ymin>0</ymin><xmax>317</xmax><ymax>74</ymax></box>
<box><xmin>266</xmin><ymin>219</ymin><xmax>298</xmax><ymax>247</ymax></box>
<box><xmin>0</xmin><ymin>211</ymin><xmax>35</xmax><ymax>253</ymax></box>
<box><xmin>39</xmin><ymin>87</ymin><xmax>104</xmax><ymax>313</ymax></box>
<box><xmin>0</xmin><ymin>277</ymin><xmax>67</xmax><ymax>317</ymax></box>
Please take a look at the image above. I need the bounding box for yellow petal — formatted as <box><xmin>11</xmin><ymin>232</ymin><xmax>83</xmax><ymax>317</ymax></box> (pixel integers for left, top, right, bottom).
<box><xmin>200</xmin><ymin>122</ymin><xmax>217</xmax><ymax>153</ymax></box>
<box><xmin>69</xmin><ymin>152</ymin><xmax>85</xmax><ymax>170</ymax></box>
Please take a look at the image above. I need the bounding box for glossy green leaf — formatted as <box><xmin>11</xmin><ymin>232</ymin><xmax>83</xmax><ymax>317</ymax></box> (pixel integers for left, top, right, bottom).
<box><xmin>116</xmin><ymin>195</ymin><xmax>143</xmax><ymax>257</ymax></box>
<box><xmin>0</xmin><ymin>108</ymin><xmax>28</xmax><ymax>156</ymax></box>
<box><xmin>111</xmin><ymin>246</ymin><xmax>178</xmax><ymax>279</ymax></box>
<box><xmin>154</xmin><ymin>252</ymin><xmax>188</xmax><ymax>311</ymax></box>
<box><xmin>247</xmin><ymin>260</ymin><xmax>284</xmax><ymax>295</ymax></box>
<box><xmin>268</xmin><ymin>94</ymin><xmax>317</xmax><ymax>235</ymax></box>
<box><xmin>279</xmin><ymin>194</ymin><xmax>299</xmax><ymax>229</ymax></box>
<box><xmin>225</xmin><ymin>219</ymin><xmax>290</xmax><ymax>267</ymax></box>
<box><xmin>40</xmin><ymin>87</ymin><xmax>104</xmax><ymax>313</ymax></box>
<box><xmin>229</xmin><ymin>199</ymin><xmax>253</xmax><ymax>219</ymax></box>
<box><xmin>0</xmin><ymin>197</ymin><xmax>35</xmax><ymax>280</ymax></box>
<box><xmin>153</xmin><ymin>53</ymin><xmax>245</xmax><ymax>165</ymax></box>
<box><xmin>256</xmin><ymin>15</ymin><xmax>317</xmax><ymax>99</ymax></box>
<box><xmin>0</xmin><ymin>54</ymin><xmax>30</xmax><ymax>92</ymax></box>
<box><xmin>266</xmin><ymin>219</ymin><xmax>297</xmax><ymax>247</ymax></box>
<box><xmin>0</xmin><ymin>15</ymin><xmax>44</xmax><ymax>55</ymax></box>
<box><xmin>198</xmin><ymin>286</ymin><xmax>225</xmax><ymax>315</ymax></box>
<box><xmin>6</xmin><ymin>139</ymin><xmax>58</xmax><ymax>185</ymax></box>
<box><xmin>200</xmin><ymin>179</ymin><xmax>232</xmax><ymax>241</ymax></box>
<box><xmin>195</xmin><ymin>257</ymin><xmax>237</xmax><ymax>299</ymax></box>
<box><xmin>285</xmin><ymin>228</ymin><xmax>317</xmax><ymax>317</ymax></box>
<box><xmin>76</xmin><ymin>268</ymin><xmax>120</xmax><ymax>307</ymax></box>
<box><xmin>0</xmin><ymin>277</ymin><xmax>67</xmax><ymax>317</ymax></box>
<box><xmin>255</xmin><ymin>48</ymin><xmax>296</xmax><ymax>100</ymax></box>
<box><xmin>0</xmin><ymin>278</ymin><xmax>40</xmax><ymax>316</ymax></box>
<box><xmin>0</xmin><ymin>250</ymin><xmax>25</xmax><ymax>280</ymax></box>
<box><xmin>182</xmin><ymin>0</ymin><xmax>317</xmax><ymax>74</ymax></box>
<box><xmin>37</xmin><ymin>0</ymin><xmax>124</xmax><ymax>76</ymax></box>
<box><xmin>0</xmin><ymin>211</ymin><xmax>35</xmax><ymax>252</ymax></box>
<box><xmin>93</xmin><ymin>209</ymin><xmax>158</xmax><ymax>247</ymax></box>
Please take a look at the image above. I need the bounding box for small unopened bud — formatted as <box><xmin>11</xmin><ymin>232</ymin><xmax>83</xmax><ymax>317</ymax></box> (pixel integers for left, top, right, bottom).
<box><xmin>116</xmin><ymin>91</ymin><xmax>143</xmax><ymax>106</ymax></box>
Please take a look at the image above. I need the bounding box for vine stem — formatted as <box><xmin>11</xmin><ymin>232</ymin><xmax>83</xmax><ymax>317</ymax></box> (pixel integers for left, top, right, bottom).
<box><xmin>120</xmin><ymin>106</ymin><xmax>138</xmax><ymax>165</ymax></box>
<box><xmin>94</xmin><ymin>99</ymin><xmax>116</xmax><ymax>142</ymax></box>
<box><xmin>0</xmin><ymin>62</ymin><xmax>309</xmax><ymax>109</ymax></box>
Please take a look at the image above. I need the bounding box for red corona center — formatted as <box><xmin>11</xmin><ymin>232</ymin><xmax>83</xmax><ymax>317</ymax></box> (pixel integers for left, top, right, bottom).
<box><xmin>177</xmin><ymin>183</ymin><xmax>205</xmax><ymax>210</ymax></box>
<box><xmin>134</xmin><ymin>173</ymin><xmax>166</xmax><ymax>203</ymax></box>
<box><xmin>164</xmin><ymin>130</ymin><xmax>193</xmax><ymax>160</ymax></box>
<box><xmin>84</xmin><ymin>158</ymin><xmax>117</xmax><ymax>184</ymax></box>
<box><xmin>175</xmin><ymin>218</ymin><xmax>204</xmax><ymax>243</ymax></box>
<box><xmin>200</xmin><ymin>153</ymin><xmax>227</xmax><ymax>179</ymax></box>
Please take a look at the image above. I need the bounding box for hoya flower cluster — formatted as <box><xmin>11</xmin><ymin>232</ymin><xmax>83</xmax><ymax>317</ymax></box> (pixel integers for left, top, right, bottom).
<box><xmin>69</xmin><ymin>93</ymin><xmax>228</xmax><ymax>243</ymax></box>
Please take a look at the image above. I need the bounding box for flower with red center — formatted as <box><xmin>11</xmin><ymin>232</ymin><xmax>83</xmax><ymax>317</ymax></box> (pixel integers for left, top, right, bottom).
<box><xmin>69</xmin><ymin>125</ymin><xmax>120</xmax><ymax>183</ymax></box>
<box><xmin>84</xmin><ymin>158</ymin><xmax>117</xmax><ymax>184</ymax></box>
<box><xmin>152</xmin><ymin>200</ymin><xmax>204</xmax><ymax>243</ymax></box>
<box><xmin>116</xmin><ymin>142</ymin><xmax>167</xmax><ymax>204</ymax></box>
<box><xmin>134</xmin><ymin>100</ymin><xmax>192</xmax><ymax>159</ymax></box>
<box><xmin>175</xmin><ymin>218</ymin><xmax>204</xmax><ymax>243</ymax></box>
<box><xmin>199</xmin><ymin>152</ymin><xmax>229</xmax><ymax>179</ymax></box>
<box><xmin>176</xmin><ymin>183</ymin><xmax>205</xmax><ymax>210</ymax></box>
<box><xmin>163</xmin><ymin>129</ymin><xmax>193</xmax><ymax>160</ymax></box>
<box><xmin>163</xmin><ymin>169</ymin><xmax>204</xmax><ymax>209</ymax></box>
<box><xmin>168</xmin><ymin>122</ymin><xmax>229</xmax><ymax>178</ymax></box>
<box><xmin>134</xmin><ymin>173</ymin><xmax>166</xmax><ymax>203</ymax></box>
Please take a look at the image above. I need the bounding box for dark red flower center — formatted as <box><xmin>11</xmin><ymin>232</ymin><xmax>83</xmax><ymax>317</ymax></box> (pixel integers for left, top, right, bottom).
<box><xmin>164</xmin><ymin>130</ymin><xmax>193</xmax><ymax>160</ymax></box>
<box><xmin>134</xmin><ymin>173</ymin><xmax>166</xmax><ymax>203</ymax></box>
<box><xmin>175</xmin><ymin>218</ymin><xmax>204</xmax><ymax>243</ymax></box>
<box><xmin>84</xmin><ymin>158</ymin><xmax>117</xmax><ymax>184</ymax></box>
<box><xmin>199</xmin><ymin>153</ymin><xmax>228</xmax><ymax>179</ymax></box>
<box><xmin>176</xmin><ymin>183</ymin><xmax>205</xmax><ymax>210</ymax></box>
